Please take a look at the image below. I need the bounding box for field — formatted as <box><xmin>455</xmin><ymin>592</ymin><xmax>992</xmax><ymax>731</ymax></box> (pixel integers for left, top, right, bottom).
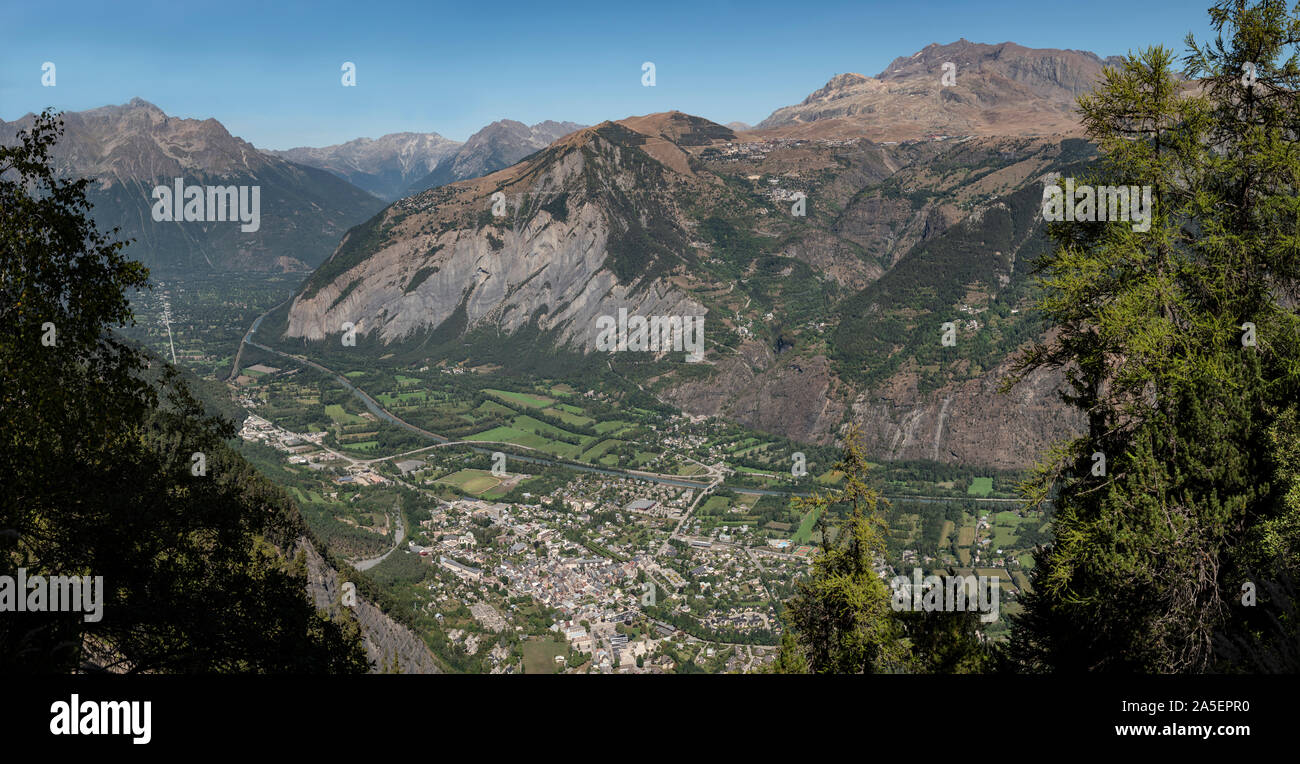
<box><xmin>467</xmin><ymin>425</ymin><xmax>585</xmax><ymax>459</ymax></box>
<box><xmin>484</xmin><ymin>389</ymin><xmax>554</xmax><ymax>409</ymax></box>
<box><xmin>593</xmin><ymin>420</ymin><xmax>632</xmax><ymax>434</ymax></box>
<box><xmin>521</xmin><ymin>638</ymin><xmax>569</xmax><ymax>674</ymax></box>
<box><xmin>325</xmin><ymin>403</ymin><xmax>365</xmax><ymax>424</ymax></box>
<box><xmin>436</xmin><ymin>469</ymin><xmax>505</xmax><ymax>495</ymax></box>
<box><xmin>545</xmin><ymin>407</ymin><xmax>595</xmax><ymax>427</ymax></box>
<box><xmin>580</xmin><ymin>439</ymin><xmax>619</xmax><ymax>462</ymax></box>
<box><xmin>938</xmin><ymin>519</ymin><xmax>955</xmax><ymax>548</ymax></box>
<box><xmin>701</xmin><ymin>496</ymin><xmax>731</xmax><ymax>514</ymax></box>
<box><xmin>290</xmin><ymin>486</ymin><xmax>328</xmax><ymax>504</ymax></box>
<box><xmin>792</xmin><ymin>505</ymin><xmax>823</xmax><ymax>544</ymax></box>
<box><xmin>967</xmin><ymin>477</ymin><xmax>994</xmax><ymax>496</ymax></box>
<box><xmin>1012</xmin><ymin>571</ymin><xmax>1032</xmax><ymax>592</ymax></box>
<box><xmin>815</xmin><ymin>470</ymin><xmax>845</xmax><ymax>486</ymax></box>
<box><xmin>991</xmin><ymin>511</ymin><xmax>1020</xmax><ymax>549</ymax></box>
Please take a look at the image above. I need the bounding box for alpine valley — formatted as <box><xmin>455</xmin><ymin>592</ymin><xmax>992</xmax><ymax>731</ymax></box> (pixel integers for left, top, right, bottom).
<box><xmin>12</xmin><ymin>39</ymin><xmax>1129</xmax><ymax>673</ymax></box>
<box><xmin>269</xmin><ymin>40</ymin><xmax>1109</xmax><ymax>469</ymax></box>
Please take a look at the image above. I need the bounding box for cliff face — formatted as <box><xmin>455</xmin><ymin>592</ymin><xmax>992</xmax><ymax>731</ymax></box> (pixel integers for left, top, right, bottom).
<box><xmin>849</xmin><ymin>359</ymin><xmax>1081</xmax><ymax>469</ymax></box>
<box><xmin>282</xmin><ymin>107</ymin><xmax>1087</xmax><ymax>469</ymax></box>
<box><xmin>285</xmin><ymin>115</ymin><xmax>714</xmax><ymax>352</ymax></box>
<box><xmin>300</xmin><ymin>538</ymin><xmax>441</xmax><ymax>674</ymax></box>
<box><xmin>656</xmin><ymin>328</ymin><xmax>1080</xmax><ymax>467</ymax></box>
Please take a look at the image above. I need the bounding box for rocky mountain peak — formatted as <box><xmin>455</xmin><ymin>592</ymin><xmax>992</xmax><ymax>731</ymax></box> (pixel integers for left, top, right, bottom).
<box><xmin>1</xmin><ymin>100</ymin><xmax>383</xmax><ymax>274</ymax></box>
<box><xmin>404</xmin><ymin>117</ymin><xmax>587</xmax><ymax>195</ymax></box>
<box><xmin>266</xmin><ymin>131</ymin><xmax>464</xmax><ymax>199</ymax></box>
<box><xmin>755</xmin><ymin>39</ymin><xmax>1118</xmax><ymax>139</ymax></box>
<box><xmin>804</xmin><ymin>72</ymin><xmax>872</xmax><ymax>102</ymax></box>
<box><xmin>125</xmin><ymin>96</ymin><xmax>165</xmax><ymax>114</ymax></box>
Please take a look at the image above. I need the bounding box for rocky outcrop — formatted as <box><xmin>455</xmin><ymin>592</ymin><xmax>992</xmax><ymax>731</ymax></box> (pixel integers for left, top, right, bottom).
<box><xmin>286</xmin><ymin>116</ymin><xmax>710</xmax><ymax>351</ymax></box>
<box><xmin>850</xmin><ymin>358</ymin><xmax>1082</xmax><ymax>470</ymax></box>
<box><xmin>660</xmin><ymin>339</ymin><xmax>1080</xmax><ymax>465</ymax></box>
<box><xmin>300</xmin><ymin>538</ymin><xmax>441</xmax><ymax>674</ymax></box>
<box><xmin>662</xmin><ymin>348</ymin><xmax>848</xmax><ymax>445</ymax></box>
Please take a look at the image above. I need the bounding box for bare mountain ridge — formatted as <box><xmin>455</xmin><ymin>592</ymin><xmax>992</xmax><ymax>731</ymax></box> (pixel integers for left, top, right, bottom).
<box><xmin>267</xmin><ymin>132</ymin><xmax>463</xmax><ymax>201</ymax></box>
<box><xmin>6</xmin><ymin>98</ymin><xmax>277</xmax><ymax>182</ymax></box>
<box><xmin>405</xmin><ymin>118</ymin><xmax>587</xmax><ymax>194</ymax></box>
<box><xmin>0</xmin><ymin>98</ymin><xmax>384</xmax><ymax>274</ymax></box>
<box><xmin>756</xmin><ymin>39</ymin><xmax>1125</xmax><ymax>140</ymax></box>
<box><xmin>286</xmin><ymin>111</ymin><xmax>719</xmax><ymax>350</ymax></box>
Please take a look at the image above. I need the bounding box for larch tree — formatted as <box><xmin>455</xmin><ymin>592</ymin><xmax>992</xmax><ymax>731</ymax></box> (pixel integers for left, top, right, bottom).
<box><xmin>1006</xmin><ymin>0</ymin><xmax>1300</xmax><ymax>672</ymax></box>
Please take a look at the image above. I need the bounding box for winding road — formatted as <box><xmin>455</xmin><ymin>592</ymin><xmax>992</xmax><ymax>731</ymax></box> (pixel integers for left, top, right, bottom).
<box><xmin>352</xmin><ymin>499</ymin><xmax>405</xmax><ymax>572</ymax></box>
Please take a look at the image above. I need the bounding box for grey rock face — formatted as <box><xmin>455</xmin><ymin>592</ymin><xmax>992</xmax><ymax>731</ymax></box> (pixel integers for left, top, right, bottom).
<box><xmin>287</xmin><ymin>127</ymin><xmax>703</xmax><ymax>352</ymax></box>
<box><xmin>301</xmin><ymin>538</ymin><xmax>441</xmax><ymax>674</ymax></box>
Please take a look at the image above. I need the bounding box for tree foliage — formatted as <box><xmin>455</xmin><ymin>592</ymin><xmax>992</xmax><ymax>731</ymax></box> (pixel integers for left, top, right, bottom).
<box><xmin>1</xmin><ymin>112</ymin><xmax>369</xmax><ymax>673</ymax></box>
<box><xmin>775</xmin><ymin>427</ymin><xmax>910</xmax><ymax>673</ymax></box>
<box><xmin>1007</xmin><ymin>1</ymin><xmax>1300</xmax><ymax>672</ymax></box>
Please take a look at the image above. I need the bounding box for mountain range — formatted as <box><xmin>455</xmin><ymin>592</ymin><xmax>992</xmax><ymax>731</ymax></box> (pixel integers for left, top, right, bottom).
<box><xmin>403</xmin><ymin>118</ymin><xmax>587</xmax><ymax>195</ymax></box>
<box><xmin>273</xmin><ymin>106</ymin><xmax>1097</xmax><ymax>468</ymax></box>
<box><xmin>263</xmin><ymin>40</ymin><xmax>1125</xmax><ymax>468</ymax></box>
<box><xmin>3</xmin><ymin>39</ymin><xmax>1126</xmax><ymax>468</ymax></box>
<box><xmin>0</xmin><ymin>98</ymin><xmax>385</xmax><ymax>275</ymax></box>
<box><xmin>267</xmin><ymin>119</ymin><xmax>587</xmax><ymax>202</ymax></box>
<box><xmin>267</xmin><ymin>132</ymin><xmax>463</xmax><ymax>201</ymax></box>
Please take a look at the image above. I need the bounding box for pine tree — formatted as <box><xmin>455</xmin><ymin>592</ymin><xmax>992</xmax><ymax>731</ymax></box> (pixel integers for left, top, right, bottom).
<box><xmin>1007</xmin><ymin>1</ymin><xmax>1300</xmax><ymax>672</ymax></box>
<box><xmin>898</xmin><ymin>610</ymin><xmax>991</xmax><ymax>674</ymax></box>
<box><xmin>776</xmin><ymin>427</ymin><xmax>909</xmax><ymax>673</ymax></box>
<box><xmin>768</xmin><ymin>628</ymin><xmax>809</xmax><ymax>674</ymax></box>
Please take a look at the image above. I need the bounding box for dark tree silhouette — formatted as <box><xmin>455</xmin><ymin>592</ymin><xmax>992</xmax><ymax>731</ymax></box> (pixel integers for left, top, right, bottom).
<box><xmin>1</xmin><ymin>111</ymin><xmax>368</xmax><ymax>673</ymax></box>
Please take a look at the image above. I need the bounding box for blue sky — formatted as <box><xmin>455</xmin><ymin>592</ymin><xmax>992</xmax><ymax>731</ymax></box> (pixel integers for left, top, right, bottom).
<box><xmin>1</xmin><ymin>0</ymin><xmax>1216</xmax><ymax>149</ymax></box>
